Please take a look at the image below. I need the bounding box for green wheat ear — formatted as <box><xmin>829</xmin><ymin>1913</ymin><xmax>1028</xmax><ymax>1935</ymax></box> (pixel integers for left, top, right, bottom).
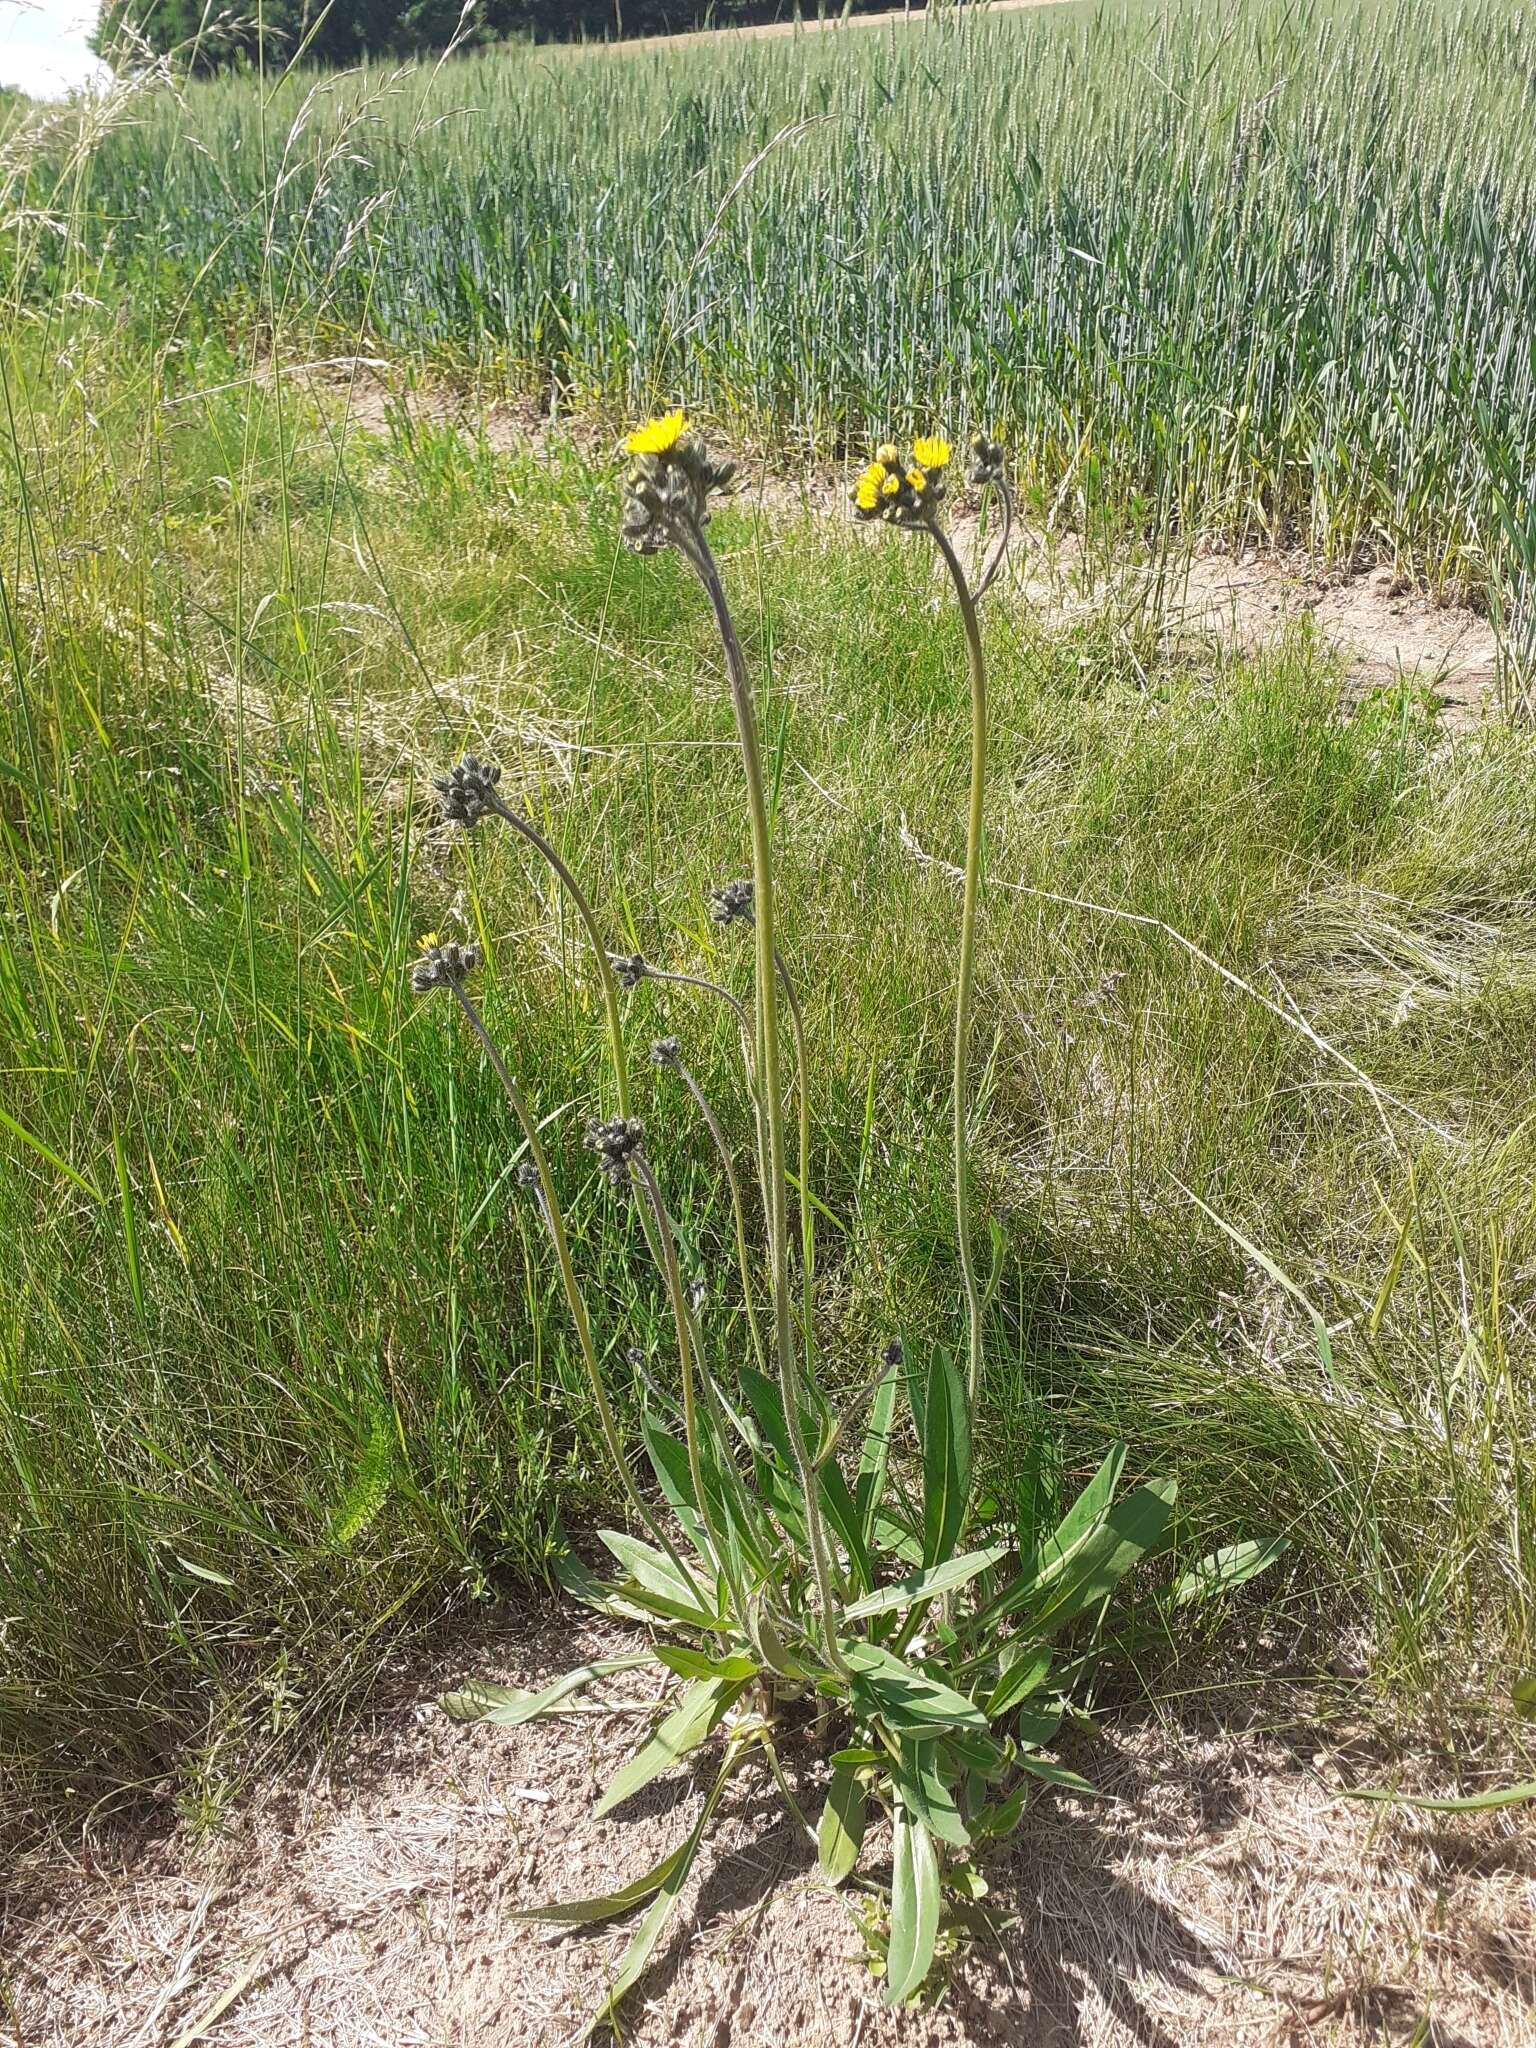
<box><xmin>331</xmin><ymin>1407</ymin><xmax>395</xmax><ymax>1547</ymax></box>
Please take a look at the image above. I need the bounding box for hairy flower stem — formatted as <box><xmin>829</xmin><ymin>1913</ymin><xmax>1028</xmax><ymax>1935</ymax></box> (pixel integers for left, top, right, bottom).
<box><xmin>670</xmin><ymin>1054</ymin><xmax>768</xmax><ymax>1378</ymax></box>
<box><xmin>774</xmin><ymin>948</ymin><xmax>815</xmax><ymax>1363</ymax></box>
<box><xmin>677</xmin><ymin>523</ymin><xmax>850</xmax><ymax>1677</ymax></box>
<box><xmin>632</xmin><ymin>1153</ymin><xmax>744</xmax><ymax>1615</ymax></box>
<box><xmin>632</xmin><ymin>961</ymin><xmax>752</xmax><ymax>1041</ymax></box>
<box><xmin>972</xmin><ymin>476</ymin><xmax>1015</xmax><ymax>605</ymax></box>
<box><xmin>444</xmin><ymin>981</ymin><xmax>704</xmax><ymax>1600</ymax></box>
<box><xmin>483</xmin><ymin>790</ymin><xmax>635</xmax><ymax>1120</ymax></box>
<box><xmin>925</xmin><ymin>519</ymin><xmax>988</xmax><ymax>1412</ymax></box>
<box><xmin>633</xmin><ymin>961</ymin><xmax>771</xmax><ymax>1271</ymax></box>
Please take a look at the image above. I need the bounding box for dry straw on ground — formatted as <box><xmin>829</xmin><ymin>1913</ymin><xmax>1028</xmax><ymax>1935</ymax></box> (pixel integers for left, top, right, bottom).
<box><xmin>6</xmin><ymin>1610</ymin><xmax>1532</xmax><ymax>2048</ymax></box>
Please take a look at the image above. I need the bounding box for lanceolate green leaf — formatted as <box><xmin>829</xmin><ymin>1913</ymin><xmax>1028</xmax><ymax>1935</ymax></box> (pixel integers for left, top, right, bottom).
<box><xmin>841</xmin><ymin>1544</ymin><xmax>1008</xmax><ymax>1622</ymax></box>
<box><xmin>979</xmin><ymin>1442</ymin><xmax>1127</xmax><ymax>1627</ymax></box>
<box><xmin>654</xmin><ymin>1644</ymin><xmax>759</xmax><ymax>1683</ymax></box>
<box><xmin>597</xmin><ymin>1530</ymin><xmax>720</xmax><ymax>1627</ymax></box>
<box><xmin>593</xmin><ymin>1675</ymin><xmax>746</xmax><ymax>1819</ymax></box>
<box><xmin>1015</xmin><ymin>1754</ymin><xmax>1105</xmax><ymax>1798</ymax></box>
<box><xmin>640</xmin><ymin>1411</ymin><xmax>708</xmax><ymax>1550</ymax></box>
<box><xmin>511</xmin><ymin>1833</ymin><xmax>698</xmax><ymax>1925</ymax></box>
<box><xmin>843</xmin><ymin>1639</ymin><xmax>989</xmax><ymax>1739</ymax></box>
<box><xmin>1341</xmin><ymin>1779</ymin><xmax>1536</xmax><ymax>1813</ymax></box>
<box><xmin>440</xmin><ymin>1654</ymin><xmax>649</xmax><ymax>1727</ymax></box>
<box><xmin>553</xmin><ymin>1544</ymin><xmax>650</xmax><ymax>1623</ymax></box>
<box><xmin>915</xmin><ymin>1344</ymin><xmax>969</xmax><ymax>1567</ymax></box>
<box><xmin>589</xmin><ymin>1753</ymin><xmax>738</xmax><ymax>2036</ymax></box>
<box><xmin>1036</xmin><ymin>1480</ymin><xmax>1177</xmax><ymax>1628</ymax></box>
<box><xmin>984</xmin><ymin>1477</ymin><xmax>1176</xmax><ymax>1632</ymax></box>
<box><xmin>985</xmin><ymin>1643</ymin><xmax>1052</xmax><ymax>1717</ymax></box>
<box><xmin>892</xmin><ymin>1738</ymin><xmax>969</xmax><ymax>1848</ymax></box>
<box><xmin>855</xmin><ymin>1357</ymin><xmax>900</xmax><ymax>1545</ymax></box>
<box><xmin>739</xmin><ymin>1362</ymin><xmax>872</xmax><ymax>1588</ymax></box>
<box><xmin>816</xmin><ymin>1763</ymin><xmax>868</xmax><ymax>1885</ymax></box>
<box><xmin>885</xmin><ymin>1803</ymin><xmax>940</xmax><ymax>2005</ymax></box>
<box><xmin>1173</xmin><ymin>1537</ymin><xmax>1288</xmax><ymax>1605</ymax></box>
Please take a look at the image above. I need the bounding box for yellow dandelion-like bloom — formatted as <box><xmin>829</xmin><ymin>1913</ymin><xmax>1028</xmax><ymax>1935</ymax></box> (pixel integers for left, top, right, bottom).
<box><xmin>875</xmin><ymin>442</ymin><xmax>900</xmax><ymax>469</ymax></box>
<box><xmin>418</xmin><ymin>930</ymin><xmax>441</xmax><ymax>950</ymax></box>
<box><xmin>881</xmin><ymin>471</ymin><xmax>901</xmax><ymax>497</ymax></box>
<box><xmin>912</xmin><ymin>434</ymin><xmax>950</xmax><ymax>471</ymax></box>
<box><xmin>855</xmin><ymin>475</ymin><xmax>882</xmax><ymax>512</ymax></box>
<box><xmin>625</xmin><ymin>408</ymin><xmax>689</xmax><ymax>457</ymax></box>
<box><xmin>906</xmin><ymin>467</ymin><xmax>928</xmax><ymax>494</ymax></box>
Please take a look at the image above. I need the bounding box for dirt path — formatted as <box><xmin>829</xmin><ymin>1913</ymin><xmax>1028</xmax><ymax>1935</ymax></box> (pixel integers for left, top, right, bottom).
<box><xmin>610</xmin><ymin>0</ymin><xmax>1084</xmax><ymax>60</ymax></box>
<box><xmin>7</xmin><ymin>1611</ymin><xmax>1531</xmax><ymax>2048</ymax></box>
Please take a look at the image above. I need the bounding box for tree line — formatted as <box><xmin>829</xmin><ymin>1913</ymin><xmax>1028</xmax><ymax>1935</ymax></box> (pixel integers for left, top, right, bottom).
<box><xmin>94</xmin><ymin>0</ymin><xmax>923</xmax><ymax>72</ymax></box>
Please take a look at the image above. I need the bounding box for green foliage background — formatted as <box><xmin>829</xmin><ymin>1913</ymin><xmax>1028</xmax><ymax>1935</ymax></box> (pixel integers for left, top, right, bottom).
<box><xmin>93</xmin><ymin>0</ymin><xmax>899</xmax><ymax>71</ymax></box>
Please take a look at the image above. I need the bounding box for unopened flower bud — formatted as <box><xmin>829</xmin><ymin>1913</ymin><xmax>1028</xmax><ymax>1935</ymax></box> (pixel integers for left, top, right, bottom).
<box><xmin>434</xmin><ymin>755</ymin><xmax>502</xmax><ymax>829</ymax></box>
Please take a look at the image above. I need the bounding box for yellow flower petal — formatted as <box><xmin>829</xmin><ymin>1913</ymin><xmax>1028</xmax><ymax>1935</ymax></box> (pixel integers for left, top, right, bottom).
<box><xmin>855</xmin><ymin>477</ymin><xmax>881</xmax><ymax>511</ymax></box>
<box><xmin>906</xmin><ymin>467</ymin><xmax>928</xmax><ymax>493</ymax></box>
<box><xmin>912</xmin><ymin>434</ymin><xmax>951</xmax><ymax>471</ymax></box>
<box><xmin>881</xmin><ymin>472</ymin><xmax>901</xmax><ymax>496</ymax></box>
<box><xmin>625</xmin><ymin>408</ymin><xmax>689</xmax><ymax>456</ymax></box>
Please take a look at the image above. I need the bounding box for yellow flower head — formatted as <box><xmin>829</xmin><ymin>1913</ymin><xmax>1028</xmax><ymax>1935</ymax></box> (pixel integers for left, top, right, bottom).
<box><xmin>855</xmin><ymin>474</ymin><xmax>882</xmax><ymax>512</ymax></box>
<box><xmin>875</xmin><ymin>442</ymin><xmax>900</xmax><ymax>469</ymax></box>
<box><xmin>881</xmin><ymin>471</ymin><xmax>901</xmax><ymax>497</ymax></box>
<box><xmin>912</xmin><ymin>434</ymin><xmax>950</xmax><ymax>472</ymax></box>
<box><xmin>418</xmin><ymin>930</ymin><xmax>441</xmax><ymax>951</ymax></box>
<box><xmin>625</xmin><ymin>409</ymin><xmax>689</xmax><ymax>457</ymax></box>
<box><xmin>906</xmin><ymin>467</ymin><xmax>928</xmax><ymax>494</ymax></box>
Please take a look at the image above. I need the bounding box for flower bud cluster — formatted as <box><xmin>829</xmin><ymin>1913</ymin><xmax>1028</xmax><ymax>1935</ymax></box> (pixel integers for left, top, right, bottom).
<box><xmin>410</xmin><ymin>936</ymin><xmax>481</xmax><ymax>994</ymax></box>
<box><xmin>850</xmin><ymin>435</ymin><xmax>952</xmax><ymax>527</ymax></box>
<box><xmin>708</xmin><ymin>877</ymin><xmax>755</xmax><ymax>927</ymax></box>
<box><xmin>435</xmin><ymin>754</ymin><xmax>502</xmax><ymax>828</ymax></box>
<box><xmin>621</xmin><ymin>410</ymin><xmax>737</xmax><ymax>556</ymax></box>
<box><xmin>584</xmin><ymin>1116</ymin><xmax>647</xmax><ymax>1186</ymax></box>
<box><xmin>966</xmin><ymin>432</ymin><xmax>1007</xmax><ymax>487</ymax></box>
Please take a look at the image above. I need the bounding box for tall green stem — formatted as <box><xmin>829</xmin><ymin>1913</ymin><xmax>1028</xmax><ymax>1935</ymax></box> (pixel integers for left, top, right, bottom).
<box><xmin>775</xmin><ymin>948</ymin><xmax>815</xmax><ymax>1368</ymax></box>
<box><xmin>677</xmin><ymin>523</ymin><xmax>850</xmax><ymax>1677</ymax></box>
<box><xmin>668</xmin><ymin>1052</ymin><xmax>769</xmax><ymax>1379</ymax></box>
<box><xmin>926</xmin><ymin>520</ymin><xmax>988</xmax><ymax>1410</ymax></box>
<box><xmin>445</xmin><ymin>979</ymin><xmax>704</xmax><ymax>1604</ymax></box>
<box><xmin>632</xmin><ymin>1152</ymin><xmax>744</xmax><ymax>1616</ymax></box>
<box><xmin>485</xmin><ymin>791</ymin><xmax>635</xmax><ymax>1120</ymax></box>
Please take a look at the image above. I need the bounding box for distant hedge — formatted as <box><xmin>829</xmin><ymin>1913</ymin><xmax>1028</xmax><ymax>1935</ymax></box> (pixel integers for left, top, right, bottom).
<box><xmin>94</xmin><ymin>0</ymin><xmax>920</xmax><ymax>73</ymax></box>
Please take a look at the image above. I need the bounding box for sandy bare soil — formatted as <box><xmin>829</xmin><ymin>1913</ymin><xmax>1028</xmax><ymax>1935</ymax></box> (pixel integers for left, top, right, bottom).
<box><xmin>6</xmin><ymin>1609</ymin><xmax>1532</xmax><ymax>2048</ymax></box>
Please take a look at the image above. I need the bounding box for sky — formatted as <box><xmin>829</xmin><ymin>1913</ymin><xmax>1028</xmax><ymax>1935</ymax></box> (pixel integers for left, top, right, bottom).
<box><xmin>0</xmin><ymin>0</ymin><xmax>107</xmax><ymax>98</ymax></box>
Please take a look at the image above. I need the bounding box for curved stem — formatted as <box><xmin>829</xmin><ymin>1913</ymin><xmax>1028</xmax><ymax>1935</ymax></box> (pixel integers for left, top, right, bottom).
<box><xmin>675</xmin><ymin>521</ymin><xmax>850</xmax><ymax>1677</ymax></box>
<box><xmin>445</xmin><ymin>980</ymin><xmax>703</xmax><ymax>1602</ymax></box>
<box><xmin>925</xmin><ymin>519</ymin><xmax>988</xmax><ymax>1412</ymax></box>
<box><xmin>484</xmin><ymin>790</ymin><xmax>635</xmax><ymax>1120</ymax></box>
<box><xmin>623</xmin><ymin>953</ymin><xmax>772</xmax><ymax>1358</ymax></box>
<box><xmin>630</xmin><ymin>959</ymin><xmax>751</xmax><ymax>1040</ymax></box>
<box><xmin>972</xmin><ymin>476</ymin><xmax>1015</xmax><ymax>606</ymax></box>
<box><xmin>670</xmin><ymin>1054</ymin><xmax>769</xmax><ymax>1379</ymax></box>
